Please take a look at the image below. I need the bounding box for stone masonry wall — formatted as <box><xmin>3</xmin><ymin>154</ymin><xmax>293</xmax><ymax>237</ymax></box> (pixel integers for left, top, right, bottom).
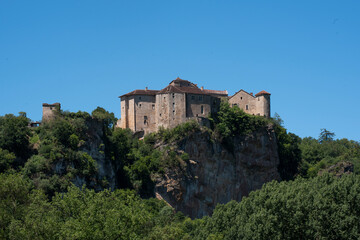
<box><xmin>186</xmin><ymin>94</ymin><xmax>212</xmax><ymax>118</ymax></box>
<box><xmin>228</xmin><ymin>91</ymin><xmax>258</xmax><ymax>115</ymax></box>
<box><xmin>134</xmin><ymin>95</ymin><xmax>156</xmax><ymax>134</ymax></box>
<box><xmin>156</xmin><ymin>93</ymin><xmax>186</xmax><ymax>130</ymax></box>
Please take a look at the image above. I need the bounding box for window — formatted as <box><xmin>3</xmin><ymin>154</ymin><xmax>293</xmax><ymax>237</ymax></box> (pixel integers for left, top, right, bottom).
<box><xmin>144</xmin><ymin>116</ymin><xmax>148</xmax><ymax>124</ymax></box>
<box><xmin>201</xmin><ymin>105</ymin><xmax>204</xmax><ymax>114</ymax></box>
<box><xmin>199</xmin><ymin>96</ymin><xmax>203</xmax><ymax>101</ymax></box>
<box><xmin>246</xmin><ymin>105</ymin><xmax>249</xmax><ymax>110</ymax></box>
<box><xmin>139</xmin><ymin>104</ymin><xmax>141</xmax><ymax>108</ymax></box>
<box><xmin>241</xmin><ymin>97</ymin><xmax>242</xmax><ymax>100</ymax></box>
<box><xmin>139</xmin><ymin>97</ymin><xmax>141</xmax><ymax>100</ymax></box>
<box><xmin>172</xmin><ymin>93</ymin><xmax>175</xmax><ymax>98</ymax></box>
<box><xmin>152</xmin><ymin>104</ymin><xmax>155</xmax><ymax>110</ymax></box>
<box><xmin>232</xmin><ymin>103</ymin><xmax>237</xmax><ymax>107</ymax></box>
<box><xmin>191</xmin><ymin>96</ymin><xmax>195</xmax><ymax>100</ymax></box>
<box><xmin>172</xmin><ymin>102</ymin><xmax>175</xmax><ymax>110</ymax></box>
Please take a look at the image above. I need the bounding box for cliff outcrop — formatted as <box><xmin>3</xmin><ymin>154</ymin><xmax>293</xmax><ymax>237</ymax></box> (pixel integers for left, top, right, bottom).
<box><xmin>154</xmin><ymin>126</ymin><xmax>280</xmax><ymax>219</ymax></box>
<box><xmin>64</xmin><ymin>117</ymin><xmax>280</xmax><ymax>219</ymax></box>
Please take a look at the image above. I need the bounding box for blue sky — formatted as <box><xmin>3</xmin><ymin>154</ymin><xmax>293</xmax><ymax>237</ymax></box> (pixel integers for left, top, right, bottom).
<box><xmin>1</xmin><ymin>1</ymin><xmax>359</xmax><ymax>140</ymax></box>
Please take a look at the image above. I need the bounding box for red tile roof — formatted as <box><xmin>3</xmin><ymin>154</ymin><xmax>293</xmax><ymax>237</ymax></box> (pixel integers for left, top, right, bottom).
<box><xmin>255</xmin><ymin>90</ymin><xmax>271</xmax><ymax>97</ymax></box>
<box><xmin>169</xmin><ymin>78</ymin><xmax>195</xmax><ymax>86</ymax></box>
<box><xmin>203</xmin><ymin>89</ymin><xmax>228</xmax><ymax>96</ymax></box>
<box><xmin>158</xmin><ymin>84</ymin><xmax>228</xmax><ymax>96</ymax></box>
<box><xmin>120</xmin><ymin>79</ymin><xmax>228</xmax><ymax>97</ymax></box>
<box><xmin>158</xmin><ymin>85</ymin><xmax>204</xmax><ymax>94</ymax></box>
<box><xmin>120</xmin><ymin>89</ymin><xmax>159</xmax><ymax>98</ymax></box>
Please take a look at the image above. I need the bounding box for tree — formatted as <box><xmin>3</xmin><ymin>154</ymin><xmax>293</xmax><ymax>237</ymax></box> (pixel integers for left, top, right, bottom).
<box><xmin>318</xmin><ymin>128</ymin><xmax>335</xmax><ymax>143</ymax></box>
<box><xmin>91</xmin><ymin>107</ymin><xmax>117</xmax><ymax>129</ymax></box>
<box><xmin>0</xmin><ymin>114</ymin><xmax>31</xmax><ymax>160</ymax></box>
<box><xmin>272</xmin><ymin>112</ymin><xmax>284</xmax><ymax>127</ymax></box>
<box><xmin>0</xmin><ymin>149</ymin><xmax>16</xmax><ymax>173</ymax></box>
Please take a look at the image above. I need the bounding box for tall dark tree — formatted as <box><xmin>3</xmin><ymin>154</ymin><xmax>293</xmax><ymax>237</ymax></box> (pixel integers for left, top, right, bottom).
<box><xmin>318</xmin><ymin>128</ymin><xmax>335</xmax><ymax>143</ymax></box>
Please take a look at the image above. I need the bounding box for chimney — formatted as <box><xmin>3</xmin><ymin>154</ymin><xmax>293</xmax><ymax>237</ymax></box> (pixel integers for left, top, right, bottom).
<box><xmin>201</xmin><ymin>86</ymin><xmax>204</xmax><ymax>90</ymax></box>
<box><xmin>250</xmin><ymin>92</ymin><xmax>253</xmax><ymax>96</ymax></box>
<box><xmin>145</xmin><ymin>87</ymin><xmax>148</xmax><ymax>91</ymax></box>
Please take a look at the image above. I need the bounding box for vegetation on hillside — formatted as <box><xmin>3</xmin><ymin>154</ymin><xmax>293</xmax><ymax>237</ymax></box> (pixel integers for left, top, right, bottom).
<box><xmin>0</xmin><ymin>105</ymin><xmax>359</xmax><ymax>239</ymax></box>
<box><xmin>1</xmin><ymin>171</ymin><xmax>360</xmax><ymax>239</ymax></box>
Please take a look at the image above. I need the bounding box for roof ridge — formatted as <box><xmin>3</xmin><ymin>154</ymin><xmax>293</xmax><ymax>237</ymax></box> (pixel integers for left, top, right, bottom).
<box><xmin>229</xmin><ymin>89</ymin><xmax>254</xmax><ymax>99</ymax></box>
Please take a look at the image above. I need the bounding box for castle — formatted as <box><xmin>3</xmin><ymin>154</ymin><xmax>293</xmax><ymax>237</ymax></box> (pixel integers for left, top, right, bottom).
<box><xmin>118</xmin><ymin>78</ymin><xmax>270</xmax><ymax>134</ymax></box>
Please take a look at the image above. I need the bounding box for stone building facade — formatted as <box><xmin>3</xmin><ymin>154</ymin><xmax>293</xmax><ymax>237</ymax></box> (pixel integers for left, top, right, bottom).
<box><xmin>118</xmin><ymin>78</ymin><xmax>270</xmax><ymax>134</ymax></box>
<box><xmin>42</xmin><ymin>103</ymin><xmax>61</xmax><ymax>122</ymax></box>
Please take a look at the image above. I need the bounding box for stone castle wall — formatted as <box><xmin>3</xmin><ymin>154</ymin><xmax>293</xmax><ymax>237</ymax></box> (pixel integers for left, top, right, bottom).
<box><xmin>185</xmin><ymin>94</ymin><xmax>211</xmax><ymax>118</ymax></box>
<box><xmin>118</xmin><ymin>80</ymin><xmax>271</xmax><ymax>134</ymax></box>
<box><xmin>156</xmin><ymin>93</ymin><xmax>187</xmax><ymax>130</ymax></box>
<box><xmin>229</xmin><ymin>90</ymin><xmax>270</xmax><ymax>117</ymax></box>
<box><xmin>134</xmin><ymin>95</ymin><xmax>157</xmax><ymax>134</ymax></box>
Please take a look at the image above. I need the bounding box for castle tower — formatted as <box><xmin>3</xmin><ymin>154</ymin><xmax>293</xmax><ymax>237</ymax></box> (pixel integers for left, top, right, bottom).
<box><xmin>255</xmin><ymin>91</ymin><xmax>271</xmax><ymax>118</ymax></box>
<box><xmin>42</xmin><ymin>103</ymin><xmax>61</xmax><ymax>122</ymax></box>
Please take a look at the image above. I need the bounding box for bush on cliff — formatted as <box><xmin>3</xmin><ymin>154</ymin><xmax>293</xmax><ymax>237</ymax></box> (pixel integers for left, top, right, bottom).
<box><xmin>210</xmin><ymin>101</ymin><xmax>269</xmax><ymax>139</ymax></box>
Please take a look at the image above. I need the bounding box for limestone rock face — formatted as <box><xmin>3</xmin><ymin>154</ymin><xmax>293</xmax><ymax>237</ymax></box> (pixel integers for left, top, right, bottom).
<box><xmin>80</xmin><ymin>119</ymin><xmax>117</xmax><ymax>190</ymax></box>
<box><xmin>155</xmin><ymin>126</ymin><xmax>280</xmax><ymax>219</ymax></box>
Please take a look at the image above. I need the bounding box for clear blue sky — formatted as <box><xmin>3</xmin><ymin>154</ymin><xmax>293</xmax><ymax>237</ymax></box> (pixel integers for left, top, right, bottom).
<box><xmin>1</xmin><ymin>1</ymin><xmax>359</xmax><ymax>141</ymax></box>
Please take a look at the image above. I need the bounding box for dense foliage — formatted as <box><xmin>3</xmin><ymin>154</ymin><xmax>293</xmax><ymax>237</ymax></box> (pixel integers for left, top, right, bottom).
<box><xmin>0</xmin><ymin>106</ymin><xmax>360</xmax><ymax>239</ymax></box>
<box><xmin>1</xmin><ymin>171</ymin><xmax>360</xmax><ymax>239</ymax></box>
<box><xmin>299</xmin><ymin>132</ymin><xmax>360</xmax><ymax>177</ymax></box>
<box><xmin>210</xmin><ymin>102</ymin><xmax>270</xmax><ymax>139</ymax></box>
<box><xmin>195</xmin><ymin>173</ymin><xmax>360</xmax><ymax>239</ymax></box>
<box><xmin>0</xmin><ymin>172</ymin><xmax>190</xmax><ymax>240</ymax></box>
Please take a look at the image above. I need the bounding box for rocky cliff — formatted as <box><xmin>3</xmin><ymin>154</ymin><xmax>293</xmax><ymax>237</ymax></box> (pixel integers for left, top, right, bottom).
<box><xmin>154</xmin><ymin>126</ymin><xmax>280</xmax><ymax>219</ymax></box>
<box><xmin>72</xmin><ymin>118</ymin><xmax>280</xmax><ymax>219</ymax></box>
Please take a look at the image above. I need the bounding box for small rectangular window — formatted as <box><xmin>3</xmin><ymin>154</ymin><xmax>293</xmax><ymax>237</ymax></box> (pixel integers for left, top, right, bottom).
<box><xmin>152</xmin><ymin>104</ymin><xmax>155</xmax><ymax>110</ymax></box>
<box><xmin>191</xmin><ymin>96</ymin><xmax>195</xmax><ymax>100</ymax></box>
<box><xmin>139</xmin><ymin>97</ymin><xmax>141</xmax><ymax>100</ymax></box>
<box><xmin>246</xmin><ymin>105</ymin><xmax>249</xmax><ymax>110</ymax></box>
<box><xmin>199</xmin><ymin>96</ymin><xmax>203</xmax><ymax>101</ymax></box>
<box><xmin>201</xmin><ymin>105</ymin><xmax>204</xmax><ymax>114</ymax></box>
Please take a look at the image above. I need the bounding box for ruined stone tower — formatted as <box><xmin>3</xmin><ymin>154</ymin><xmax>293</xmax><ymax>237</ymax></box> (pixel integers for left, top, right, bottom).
<box><xmin>42</xmin><ymin>103</ymin><xmax>61</xmax><ymax>122</ymax></box>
